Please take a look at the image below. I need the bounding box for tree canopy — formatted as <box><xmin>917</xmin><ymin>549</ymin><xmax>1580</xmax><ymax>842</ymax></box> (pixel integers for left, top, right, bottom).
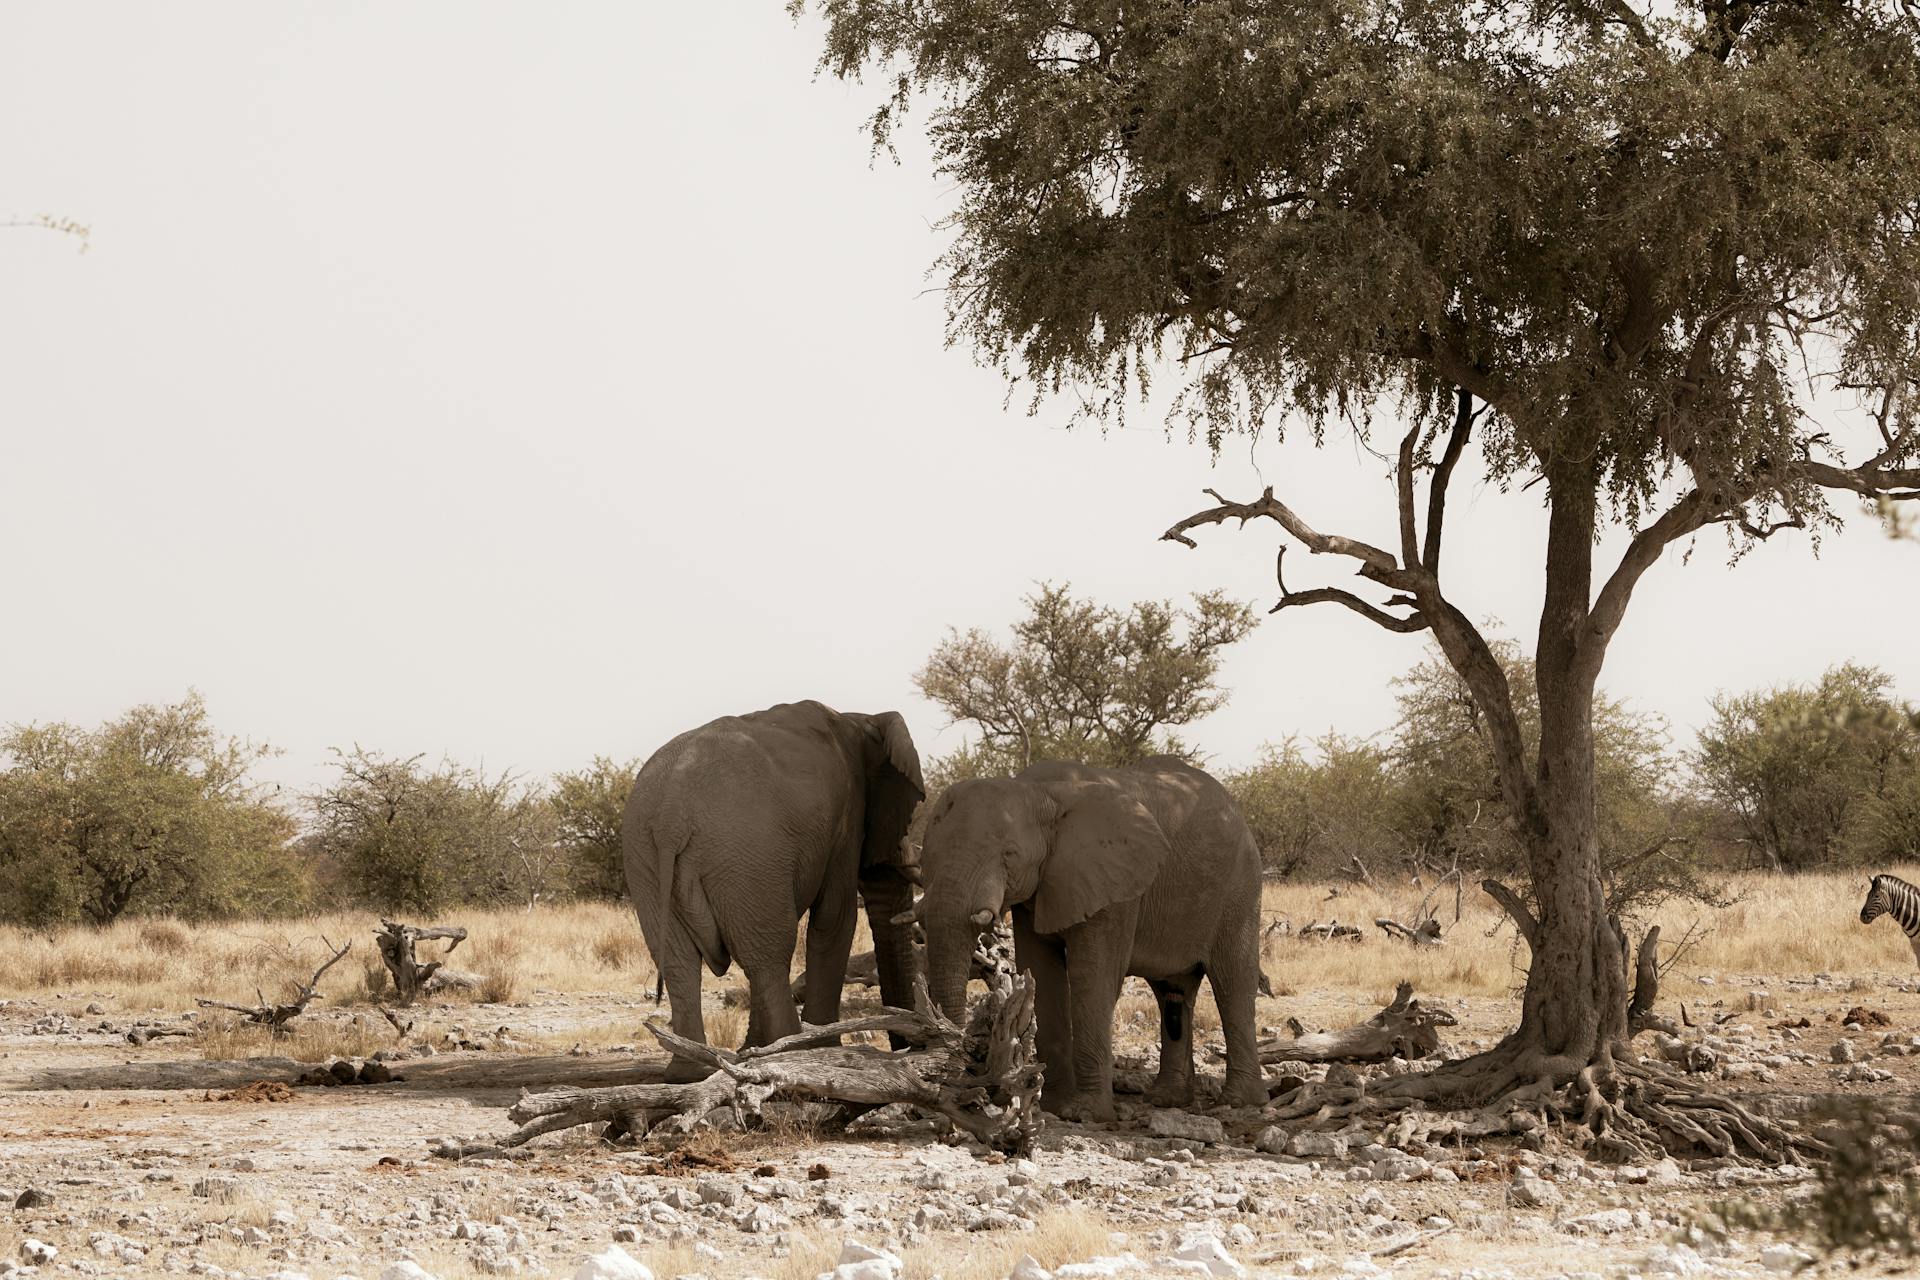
<box><xmin>914</xmin><ymin>582</ymin><xmax>1256</xmax><ymax>784</ymax></box>
<box><xmin>1695</xmin><ymin>662</ymin><xmax>1920</xmax><ymax>870</ymax></box>
<box><xmin>0</xmin><ymin>694</ymin><xmax>298</xmax><ymax>924</ymax></box>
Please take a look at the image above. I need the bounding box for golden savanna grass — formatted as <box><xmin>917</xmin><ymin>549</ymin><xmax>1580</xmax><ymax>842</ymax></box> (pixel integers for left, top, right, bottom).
<box><xmin>1</xmin><ymin>869</ymin><xmax>1912</xmax><ymax>1021</ymax></box>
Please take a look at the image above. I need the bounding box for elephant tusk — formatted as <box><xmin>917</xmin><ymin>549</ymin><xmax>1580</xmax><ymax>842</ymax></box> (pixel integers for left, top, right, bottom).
<box><xmin>969</xmin><ymin>908</ymin><xmax>996</xmax><ymax>929</ymax></box>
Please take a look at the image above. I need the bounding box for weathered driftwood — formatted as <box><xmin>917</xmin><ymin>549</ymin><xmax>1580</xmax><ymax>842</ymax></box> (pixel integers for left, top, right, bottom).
<box><xmin>124</xmin><ymin>1023</ymin><xmax>192</xmax><ymax>1047</ymax></box>
<box><xmin>1260</xmin><ymin>981</ymin><xmax>1457</xmax><ymax>1064</ymax></box>
<box><xmin>375</xmin><ymin>919</ymin><xmax>468</xmax><ymax>1005</ymax></box>
<box><xmin>475</xmin><ymin>971</ymin><xmax>1043</xmax><ymax>1156</ymax></box>
<box><xmin>194</xmin><ymin>937</ymin><xmax>351</xmax><ymax>1032</ymax></box>
<box><xmin>1298</xmin><ymin>920</ymin><xmax>1363</xmax><ymax>943</ymax></box>
<box><xmin>1626</xmin><ymin>924</ymin><xmax>1679</xmax><ymax>1037</ymax></box>
<box><xmin>1374</xmin><ymin>916</ymin><xmax>1443</xmax><ymax>946</ymax></box>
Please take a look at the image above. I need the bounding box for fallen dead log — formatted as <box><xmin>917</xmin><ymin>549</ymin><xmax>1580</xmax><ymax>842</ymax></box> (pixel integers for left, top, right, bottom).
<box><xmin>375</xmin><ymin>919</ymin><xmax>469</xmax><ymax>1005</ymax></box>
<box><xmin>1374</xmin><ymin>917</ymin><xmax>1443</xmax><ymax>946</ymax></box>
<box><xmin>194</xmin><ymin>937</ymin><xmax>351</xmax><ymax>1032</ymax></box>
<box><xmin>1298</xmin><ymin>920</ymin><xmax>1363</xmax><ymax>943</ymax></box>
<box><xmin>469</xmin><ymin>970</ymin><xmax>1044</xmax><ymax>1157</ymax></box>
<box><xmin>1258</xmin><ymin>981</ymin><xmax>1457</xmax><ymax>1064</ymax></box>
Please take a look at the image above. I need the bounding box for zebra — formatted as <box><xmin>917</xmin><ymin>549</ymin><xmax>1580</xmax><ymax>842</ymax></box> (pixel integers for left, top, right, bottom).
<box><xmin>1859</xmin><ymin>873</ymin><xmax>1920</xmax><ymax>969</ymax></box>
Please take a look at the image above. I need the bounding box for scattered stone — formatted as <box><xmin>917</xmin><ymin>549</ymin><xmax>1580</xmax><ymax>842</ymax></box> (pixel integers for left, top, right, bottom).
<box><xmin>1009</xmin><ymin>1254</ymin><xmax>1052</xmax><ymax>1280</ymax></box>
<box><xmin>1761</xmin><ymin>1244</ymin><xmax>1814</xmax><ymax>1272</ymax></box>
<box><xmin>574</xmin><ymin>1246</ymin><xmax>652</xmax><ymax>1280</ymax></box>
<box><xmin>1147</xmin><ymin>1111</ymin><xmax>1226</xmax><ymax>1145</ymax></box>
<box><xmin>1830</xmin><ymin>1039</ymin><xmax>1857</xmax><ymax>1063</ymax></box>
<box><xmin>1564</xmin><ymin>1209</ymin><xmax>1634</xmax><ymax>1234</ymax></box>
<box><xmin>1286</xmin><ymin>1132</ymin><xmax>1350</xmax><ymax>1160</ymax></box>
<box><xmin>18</xmin><ymin>1240</ymin><xmax>56</xmax><ymax>1266</ymax></box>
<box><xmin>1170</xmin><ymin>1231</ymin><xmax>1246</xmax><ymax>1279</ymax></box>
<box><xmin>1508</xmin><ymin>1170</ymin><xmax>1560</xmax><ymax>1209</ymax></box>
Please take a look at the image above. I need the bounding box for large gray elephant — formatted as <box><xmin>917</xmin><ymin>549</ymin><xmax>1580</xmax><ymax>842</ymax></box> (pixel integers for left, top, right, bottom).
<box><xmin>914</xmin><ymin>755</ymin><xmax>1264</xmax><ymax>1120</ymax></box>
<box><xmin>623</xmin><ymin>700</ymin><xmax>924</xmax><ymax>1078</ymax></box>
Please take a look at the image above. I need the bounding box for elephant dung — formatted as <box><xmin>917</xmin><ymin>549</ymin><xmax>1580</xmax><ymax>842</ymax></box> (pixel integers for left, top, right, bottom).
<box><xmin>1146</xmin><ymin>1109</ymin><xmax>1226</xmax><ymax>1145</ymax></box>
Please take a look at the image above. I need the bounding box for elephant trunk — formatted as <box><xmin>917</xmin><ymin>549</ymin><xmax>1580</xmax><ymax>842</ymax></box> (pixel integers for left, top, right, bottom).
<box><xmin>923</xmin><ymin>868</ymin><xmax>1004</xmax><ymax>1022</ymax></box>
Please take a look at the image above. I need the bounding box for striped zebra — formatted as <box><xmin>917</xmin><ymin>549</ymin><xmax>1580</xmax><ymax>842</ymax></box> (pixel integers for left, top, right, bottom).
<box><xmin>1859</xmin><ymin>873</ymin><xmax>1920</xmax><ymax>968</ymax></box>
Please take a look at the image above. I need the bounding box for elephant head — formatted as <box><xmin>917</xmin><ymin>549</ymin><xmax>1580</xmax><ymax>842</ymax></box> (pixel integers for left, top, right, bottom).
<box><xmin>848</xmin><ymin>710</ymin><xmax>926</xmax><ymax>1017</ymax></box>
<box><xmin>916</xmin><ymin>775</ymin><xmax>1172</xmax><ymax>1019</ymax></box>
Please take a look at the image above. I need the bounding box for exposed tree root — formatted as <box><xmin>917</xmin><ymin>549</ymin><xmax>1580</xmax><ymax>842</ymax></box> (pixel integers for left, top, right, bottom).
<box><xmin>1267</xmin><ymin>1039</ymin><xmax>1827</xmax><ymax>1164</ymax></box>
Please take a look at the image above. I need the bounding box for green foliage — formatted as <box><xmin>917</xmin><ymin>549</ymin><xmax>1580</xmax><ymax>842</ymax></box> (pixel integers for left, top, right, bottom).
<box><xmin>1694</xmin><ymin>664</ymin><xmax>1920</xmax><ymax>870</ymax></box>
<box><xmin>308</xmin><ymin>749</ymin><xmax>562</xmax><ymax>913</ymax></box>
<box><xmin>914</xmin><ymin>582</ymin><xmax>1257</xmax><ymax>785</ymax></box>
<box><xmin>550</xmin><ymin>756</ymin><xmax>640</xmax><ymax>898</ymax></box>
<box><xmin>802</xmin><ymin>0</ymin><xmax>1920</xmax><ymax>526</ymax></box>
<box><xmin>1222</xmin><ymin>735</ymin><xmax>1399</xmax><ymax>880</ymax></box>
<box><xmin>1224</xmin><ymin>640</ymin><xmax>1719</xmax><ymax>909</ymax></box>
<box><xmin>0</xmin><ymin>694</ymin><xmax>300</xmax><ymax>924</ymax></box>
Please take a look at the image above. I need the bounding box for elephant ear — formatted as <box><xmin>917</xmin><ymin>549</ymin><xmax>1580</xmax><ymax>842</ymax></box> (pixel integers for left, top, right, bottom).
<box><xmin>869</xmin><ymin>711</ymin><xmax>925</xmax><ymax>796</ymax></box>
<box><xmin>1031</xmin><ymin>781</ymin><xmax>1171</xmax><ymax>936</ymax></box>
<box><xmin>860</xmin><ymin>711</ymin><xmax>925</xmax><ymax>872</ymax></box>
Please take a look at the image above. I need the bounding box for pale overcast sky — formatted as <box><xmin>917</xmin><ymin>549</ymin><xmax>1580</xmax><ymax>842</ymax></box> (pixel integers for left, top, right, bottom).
<box><xmin>2</xmin><ymin>4</ymin><xmax>1914</xmax><ymax>798</ymax></box>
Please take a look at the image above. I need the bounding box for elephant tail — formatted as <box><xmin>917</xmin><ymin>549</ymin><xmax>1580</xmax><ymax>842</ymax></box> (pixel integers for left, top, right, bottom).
<box><xmin>654</xmin><ymin>819</ymin><xmax>730</xmax><ymax>978</ymax></box>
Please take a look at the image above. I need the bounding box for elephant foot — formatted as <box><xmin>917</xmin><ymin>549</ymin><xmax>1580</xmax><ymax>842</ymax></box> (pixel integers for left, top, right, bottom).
<box><xmin>1053</xmin><ymin>1095</ymin><xmax>1117</xmax><ymax>1125</ymax></box>
<box><xmin>1220</xmin><ymin>1072</ymin><xmax>1269</xmax><ymax>1108</ymax></box>
<box><xmin>1145</xmin><ymin>1078</ymin><xmax>1194</xmax><ymax>1109</ymax></box>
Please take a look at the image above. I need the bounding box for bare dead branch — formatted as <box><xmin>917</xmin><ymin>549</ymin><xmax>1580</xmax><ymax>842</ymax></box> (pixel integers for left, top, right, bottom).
<box><xmin>1480</xmin><ymin>879</ymin><xmax>1539</xmax><ymax>951</ymax></box>
<box><xmin>1161</xmin><ymin>486</ymin><xmax>1402</xmax><ymax>573</ymax></box>
<box><xmin>195</xmin><ymin>937</ymin><xmax>350</xmax><ymax>1032</ymax></box>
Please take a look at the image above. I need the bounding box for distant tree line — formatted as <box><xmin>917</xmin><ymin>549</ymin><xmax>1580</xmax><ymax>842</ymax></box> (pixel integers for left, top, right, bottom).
<box><xmin>0</xmin><ymin>589</ymin><xmax>1912</xmax><ymax>925</ymax></box>
<box><xmin>0</xmin><ymin>693</ymin><xmax>636</xmax><ymax>925</ymax></box>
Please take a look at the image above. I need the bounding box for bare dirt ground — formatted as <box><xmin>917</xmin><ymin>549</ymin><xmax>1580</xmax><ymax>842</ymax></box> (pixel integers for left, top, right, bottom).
<box><xmin>3</xmin><ymin>946</ymin><xmax>1917</xmax><ymax>1280</ymax></box>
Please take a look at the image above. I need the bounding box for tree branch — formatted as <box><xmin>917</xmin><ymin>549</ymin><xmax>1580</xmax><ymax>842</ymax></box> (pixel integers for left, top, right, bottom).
<box><xmin>1162</xmin><ymin>487</ymin><xmax>1403</xmax><ymax>576</ymax></box>
<box><xmin>1423</xmin><ymin>390</ymin><xmax>1474</xmax><ymax>575</ymax></box>
<box><xmin>1481</xmin><ymin>879</ymin><xmax>1540</xmax><ymax>952</ymax></box>
<box><xmin>1271</xmin><ymin>547</ymin><xmax>1428</xmax><ymax>632</ymax></box>
<box><xmin>1396</xmin><ymin>427</ymin><xmax>1421</xmax><ymax>568</ymax></box>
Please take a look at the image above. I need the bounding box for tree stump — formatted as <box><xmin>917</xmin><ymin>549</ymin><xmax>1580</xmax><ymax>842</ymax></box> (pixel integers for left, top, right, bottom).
<box><xmin>374</xmin><ymin>920</ymin><xmax>468</xmax><ymax>1006</ymax></box>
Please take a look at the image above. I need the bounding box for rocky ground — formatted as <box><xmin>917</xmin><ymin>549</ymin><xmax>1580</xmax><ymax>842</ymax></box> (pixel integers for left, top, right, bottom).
<box><xmin>0</xmin><ymin>970</ymin><xmax>1914</xmax><ymax>1280</ymax></box>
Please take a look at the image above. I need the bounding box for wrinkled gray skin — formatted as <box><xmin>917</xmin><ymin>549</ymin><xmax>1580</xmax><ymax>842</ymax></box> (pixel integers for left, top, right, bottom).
<box><xmin>918</xmin><ymin>756</ymin><xmax>1264</xmax><ymax>1121</ymax></box>
<box><xmin>623</xmin><ymin>700</ymin><xmax>924</xmax><ymax>1080</ymax></box>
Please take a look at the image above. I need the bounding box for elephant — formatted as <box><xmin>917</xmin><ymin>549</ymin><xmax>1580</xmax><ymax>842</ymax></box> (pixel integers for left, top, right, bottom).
<box><xmin>913</xmin><ymin>755</ymin><xmax>1265</xmax><ymax>1121</ymax></box>
<box><xmin>622</xmin><ymin>699</ymin><xmax>924</xmax><ymax>1079</ymax></box>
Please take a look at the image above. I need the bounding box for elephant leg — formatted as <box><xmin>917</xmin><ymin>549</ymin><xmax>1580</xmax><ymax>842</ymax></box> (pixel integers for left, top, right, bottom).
<box><xmin>1209</xmin><ymin>938</ymin><xmax>1267</xmax><ymax>1108</ymax></box>
<box><xmin>800</xmin><ymin>875</ymin><xmax>859</xmax><ymax>1029</ymax></box>
<box><xmin>1145</xmin><ymin>970</ymin><xmax>1203</xmax><ymax>1109</ymax></box>
<box><xmin>1013</xmin><ymin>908</ymin><xmax>1076</xmax><ymax>1109</ymax></box>
<box><xmin>1058</xmin><ymin>920</ymin><xmax>1129</xmax><ymax>1124</ymax></box>
<box><xmin>736</xmin><ymin>909</ymin><xmax>804</xmax><ymax>1050</ymax></box>
<box><xmin>655</xmin><ymin>928</ymin><xmax>711</xmax><ymax>1083</ymax></box>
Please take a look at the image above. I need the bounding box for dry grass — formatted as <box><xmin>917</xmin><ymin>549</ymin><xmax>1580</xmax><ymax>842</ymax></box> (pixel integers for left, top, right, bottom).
<box><xmin>0</xmin><ymin>871</ymin><xmax>1912</xmax><ymax>1021</ymax></box>
<box><xmin>901</xmin><ymin>1208</ymin><xmax>1117</xmax><ymax>1280</ymax></box>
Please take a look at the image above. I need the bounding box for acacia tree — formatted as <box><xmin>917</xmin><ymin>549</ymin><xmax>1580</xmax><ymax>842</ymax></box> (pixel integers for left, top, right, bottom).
<box><xmin>804</xmin><ymin>0</ymin><xmax>1920</xmax><ymax>1152</ymax></box>
<box><xmin>914</xmin><ymin>582</ymin><xmax>1256</xmax><ymax>784</ymax></box>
